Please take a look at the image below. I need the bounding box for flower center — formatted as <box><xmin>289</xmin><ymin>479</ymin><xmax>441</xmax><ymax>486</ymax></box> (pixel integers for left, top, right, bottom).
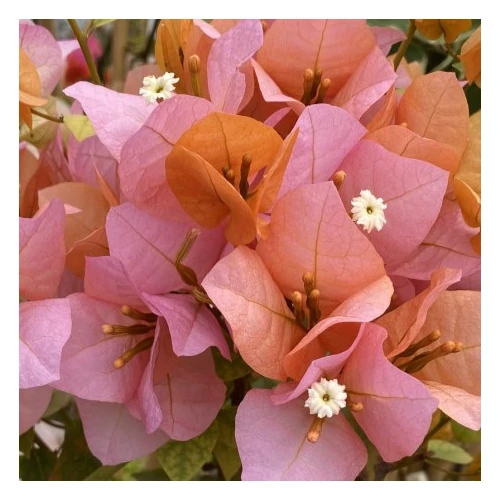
<box><xmin>350</xmin><ymin>189</ymin><xmax>387</xmax><ymax>233</ymax></box>
<box><xmin>304</xmin><ymin>377</ymin><xmax>347</xmax><ymax>419</ymax></box>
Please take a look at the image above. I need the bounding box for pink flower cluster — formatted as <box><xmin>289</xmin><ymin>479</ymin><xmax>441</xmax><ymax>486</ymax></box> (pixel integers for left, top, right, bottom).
<box><xmin>19</xmin><ymin>19</ymin><xmax>480</xmax><ymax>480</ymax></box>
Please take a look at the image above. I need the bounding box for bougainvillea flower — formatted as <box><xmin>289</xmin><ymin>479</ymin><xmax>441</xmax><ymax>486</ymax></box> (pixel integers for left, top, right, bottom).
<box><xmin>415</xmin><ymin>19</ymin><xmax>471</xmax><ymax>43</ymax></box>
<box><xmin>20</xmin><ymin>199</ymin><xmax>66</xmax><ymax>301</ymax></box>
<box><xmin>38</xmin><ymin>182</ymin><xmax>110</xmax><ymax>277</ymax></box>
<box><xmin>455</xmin><ymin>110</ymin><xmax>481</xmax><ymax>196</ymax></box>
<box><xmin>370</xmin><ymin>25</ymin><xmax>405</xmax><ymax>55</ymax></box>
<box><xmin>235</xmin><ymin>323</ymin><xmax>438</xmax><ymax>480</ymax></box>
<box><xmin>119</xmin><ymin>95</ymin><xmax>214</xmax><ymax>220</ymax></box>
<box><xmin>253</xmin><ymin>21</ymin><xmax>396</xmax><ymax>121</ymax></box>
<box><xmin>166</xmin><ymin>112</ymin><xmax>297</xmax><ymax>245</ymax></box>
<box><xmin>377</xmin><ymin>275</ymin><xmax>480</xmax><ymax>430</ymax></box>
<box><xmin>389</xmin><ymin>199</ymin><xmax>481</xmax><ymax>280</ymax></box>
<box><xmin>76</xmin><ymin>398</ymin><xmax>169</xmax><ymax>465</ymax></box>
<box><xmin>336</xmin><ymin>139</ymin><xmax>449</xmax><ymax>267</ymax></box>
<box><xmin>453</xmin><ymin>178</ymin><xmax>481</xmax><ymax>254</ymax></box>
<box><xmin>396</xmin><ymin>72</ymin><xmax>469</xmax><ymax>164</ymax></box>
<box><xmin>203</xmin><ymin>182</ymin><xmax>393</xmax><ymax>380</ymax></box>
<box><xmin>460</xmin><ymin>26</ymin><xmax>481</xmax><ymax>87</ymax></box>
<box><xmin>63</xmin><ymin>82</ymin><xmax>154</xmax><ymax>160</ymax></box>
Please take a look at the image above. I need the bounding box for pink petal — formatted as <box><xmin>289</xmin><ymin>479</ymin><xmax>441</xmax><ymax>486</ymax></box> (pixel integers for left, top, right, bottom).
<box><xmin>202</xmin><ymin>247</ymin><xmax>303</xmax><ymax>380</ymax></box>
<box><xmin>424</xmin><ymin>381</ymin><xmax>480</xmax><ymax>431</ymax></box>
<box><xmin>76</xmin><ymin>399</ymin><xmax>168</xmax><ymax>465</ymax></box>
<box><xmin>278</xmin><ymin>104</ymin><xmax>366</xmax><ymax>200</ymax></box>
<box><xmin>63</xmin><ymin>82</ymin><xmax>154</xmax><ymax>160</ymax></box>
<box><xmin>19</xmin><ymin>386</ymin><xmax>53</xmax><ymax>434</ymax></box>
<box><xmin>137</xmin><ymin>322</ymin><xmax>225</xmax><ymax>440</ymax></box>
<box><xmin>263</xmin><ymin>107</ymin><xmax>291</xmax><ymax>128</ymax></box>
<box><xmin>389</xmin><ymin>199</ymin><xmax>481</xmax><ymax>280</ymax></box>
<box><xmin>338</xmin><ymin>140</ymin><xmax>448</xmax><ymax>267</ymax></box>
<box><xmin>20</xmin><ymin>299</ymin><xmax>72</xmax><ymax>388</ymax></box>
<box><xmin>84</xmin><ymin>256</ymin><xmax>143</xmax><ymax>308</ymax></box>
<box><xmin>376</xmin><ymin>268</ymin><xmax>462</xmax><ymax>357</ymax></box>
<box><xmin>40</xmin><ymin>128</ymin><xmax>71</xmax><ymax>182</ymax></box>
<box><xmin>53</xmin><ymin>294</ymin><xmax>150</xmax><ymax>403</ymax></box>
<box><xmin>416</xmin><ymin>291</ymin><xmax>480</xmax><ymax>396</ymax></box>
<box><xmin>449</xmin><ymin>270</ymin><xmax>481</xmax><ymax>291</ymax></box>
<box><xmin>342</xmin><ymin>323</ymin><xmax>438</xmax><ymax>462</ymax></box>
<box><xmin>141</xmin><ymin>293</ymin><xmax>230</xmax><ymax>359</ymax></box>
<box><xmin>20</xmin><ymin>199</ymin><xmax>66</xmax><ymax>301</ymax></box>
<box><xmin>70</xmin><ymin>135</ymin><xmax>119</xmax><ymax>197</ymax></box>
<box><xmin>283</xmin><ymin>280</ymin><xmax>393</xmax><ymax>381</ymax></box>
<box><xmin>257</xmin><ymin>182</ymin><xmax>388</xmax><ymax>315</ymax></box>
<box><xmin>106</xmin><ymin>203</ymin><xmax>225</xmax><ymax>295</ymax></box>
<box><xmin>256</xmin><ymin>20</ymin><xmax>376</xmax><ymax>99</ymax></box>
<box><xmin>332</xmin><ymin>47</ymin><xmax>397</xmax><ymax>119</ymax></box>
<box><xmin>118</xmin><ymin>95</ymin><xmax>214</xmax><ymax>220</ymax></box>
<box><xmin>371</xmin><ymin>26</ymin><xmax>406</xmax><ymax>56</ymax></box>
<box><xmin>58</xmin><ymin>39</ymin><xmax>80</xmax><ymax>61</ymax></box>
<box><xmin>19</xmin><ymin>23</ymin><xmax>62</xmax><ymax>96</ymax></box>
<box><xmin>208</xmin><ymin>19</ymin><xmax>262</xmax><ymax>113</ymax></box>
<box><xmin>235</xmin><ymin>389</ymin><xmax>367</xmax><ymax>480</ymax></box>
<box><xmin>251</xmin><ymin>59</ymin><xmax>305</xmax><ymax>115</ymax></box>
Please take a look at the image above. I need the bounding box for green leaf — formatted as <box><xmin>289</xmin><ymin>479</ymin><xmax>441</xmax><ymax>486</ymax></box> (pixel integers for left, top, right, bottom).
<box><xmin>213</xmin><ymin>407</ymin><xmax>240</xmax><ymax>480</ymax></box>
<box><xmin>133</xmin><ymin>469</ymin><xmax>170</xmax><ymax>481</ymax></box>
<box><xmin>92</xmin><ymin>19</ymin><xmax>117</xmax><ymax>29</ymax></box>
<box><xmin>19</xmin><ymin>444</ymin><xmax>57</xmax><ymax>480</ymax></box>
<box><xmin>43</xmin><ymin>391</ymin><xmax>72</xmax><ymax>418</ymax></box>
<box><xmin>156</xmin><ymin>420</ymin><xmax>219</xmax><ymax>481</ymax></box>
<box><xmin>428</xmin><ymin>439</ymin><xmax>474</xmax><ymax>464</ymax></box>
<box><xmin>84</xmin><ymin>464</ymin><xmax>125</xmax><ymax>481</ymax></box>
<box><xmin>50</xmin><ymin>419</ymin><xmax>101</xmax><ymax>480</ymax></box>
<box><xmin>451</xmin><ymin>421</ymin><xmax>481</xmax><ymax>443</ymax></box>
<box><xmin>213</xmin><ymin>349</ymin><xmax>251</xmax><ymax>381</ymax></box>
<box><xmin>19</xmin><ymin>428</ymin><xmax>35</xmax><ymax>459</ymax></box>
<box><xmin>63</xmin><ymin>115</ymin><xmax>95</xmax><ymax>142</ymax></box>
<box><xmin>251</xmin><ymin>376</ymin><xmax>279</xmax><ymax>389</ymax></box>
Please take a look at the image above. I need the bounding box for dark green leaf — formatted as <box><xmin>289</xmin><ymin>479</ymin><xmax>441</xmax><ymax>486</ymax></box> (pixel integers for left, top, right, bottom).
<box><xmin>213</xmin><ymin>349</ymin><xmax>251</xmax><ymax>381</ymax></box>
<box><xmin>19</xmin><ymin>444</ymin><xmax>57</xmax><ymax>480</ymax></box>
<box><xmin>428</xmin><ymin>439</ymin><xmax>473</xmax><ymax>464</ymax></box>
<box><xmin>43</xmin><ymin>391</ymin><xmax>72</xmax><ymax>418</ymax></box>
<box><xmin>213</xmin><ymin>407</ymin><xmax>240</xmax><ymax>480</ymax></box>
<box><xmin>50</xmin><ymin>419</ymin><xmax>101</xmax><ymax>480</ymax></box>
<box><xmin>133</xmin><ymin>469</ymin><xmax>170</xmax><ymax>481</ymax></box>
<box><xmin>19</xmin><ymin>428</ymin><xmax>35</xmax><ymax>459</ymax></box>
<box><xmin>251</xmin><ymin>377</ymin><xmax>279</xmax><ymax>389</ymax></box>
<box><xmin>451</xmin><ymin>421</ymin><xmax>481</xmax><ymax>443</ymax></box>
<box><xmin>84</xmin><ymin>464</ymin><xmax>125</xmax><ymax>481</ymax></box>
<box><xmin>156</xmin><ymin>420</ymin><xmax>219</xmax><ymax>481</ymax></box>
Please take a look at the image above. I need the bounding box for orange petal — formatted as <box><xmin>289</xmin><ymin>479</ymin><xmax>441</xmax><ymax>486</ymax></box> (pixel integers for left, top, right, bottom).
<box><xmin>365</xmin><ymin>86</ymin><xmax>397</xmax><ymax>132</ymax></box>
<box><xmin>396</xmin><ymin>72</ymin><xmax>469</xmax><ymax>160</ymax></box>
<box><xmin>248</xmin><ymin>128</ymin><xmax>299</xmax><ymax>215</ymax></box>
<box><xmin>154</xmin><ymin>19</ymin><xmax>193</xmax><ymax>93</ymax></box>
<box><xmin>470</xmin><ymin>231</ymin><xmax>481</xmax><ymax>255</ymax></box>
<box><xmin>176</xmin><ymin>112</ymin><xmax>283</xmax><ymax>187</ymax></box>
<box><xmin>19</xmin><ymin>48</ymin><xmax>47</xmax><ymax>107</ymax></box>
<box><xmin>366</xmin><ymin>124</ymin><xmax>460</xmax><ymax>174</ymax></box>
<box><xmin>453</xmin><ymin>178</ymin><xmax>481</xmax><ymax>228</ymax></box>
<box><xmin>166</xmin><ymin>146</ymin><xmax>256</xmax><ymax>245</ymax></box>
<box><xmin>456</xmin><ymin>111</ymin><xmax>481</xmax><ymax>195</ymax></box>
<box><xmin>460</xmin><ymin>26</ymin><xmax>481</xmax><ymax>87</ymax></box>
<box><xmin>19</xmin><ymin>102</ymin><xmax>32</xmax><ymax>129</ymax></box>
<box><xmin>415</xmin><ymin>19</ymin><xmax>442</xmax><ymax>40</ymax></box>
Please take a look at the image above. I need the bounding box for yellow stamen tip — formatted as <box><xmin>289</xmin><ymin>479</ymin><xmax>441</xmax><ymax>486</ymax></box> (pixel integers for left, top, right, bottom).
<box><xmin>113</xmin><ymin>357</ymin><xmax>126</xmax><ymax>369</ymax></box>
<box><xmin>102</xmin><ymin>324</ymin><xmax>114</xmax><ymax>334</ymax></box>
<box><xmin>332</xmin><ymin>170</ymin><xmax>346</xmax><ymax>188</ymax></box>
<box><xmin>188</xmin><ymin>54</ymin><xmax>201</xmax><ymax>74</ymax></box>
<box><xmin>349</xmin><ymin>402</ymin><xmax>364</xmax><ymax>412</ymax></box>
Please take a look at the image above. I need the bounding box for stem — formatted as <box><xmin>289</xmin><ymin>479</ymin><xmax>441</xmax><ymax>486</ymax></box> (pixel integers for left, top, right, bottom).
<box><xmin>427</xmin><ymin>414</ymin><xmax>451</xmax><ymax>440</ymax></box>
<box><xmin>393</xmin><ymin>19</ymin><xmax>417</xmax><ymax>71</ymax></box>
<box><xmin>425</xmin><ymin>459</ymin><xmax>479</xmax><ymax>478</ymax></box>
<box><xmin>68</xmin><ymin>19</ymin><xmax>102</xmax><ymax>85</ymax></box>
<box><xmin>30</xmin><ymin>108</ymin><xmax>64</xmax><ymax>123</ymax></box>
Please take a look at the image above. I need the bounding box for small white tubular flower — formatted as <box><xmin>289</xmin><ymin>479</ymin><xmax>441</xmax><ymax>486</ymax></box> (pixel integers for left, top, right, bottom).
<box><xmin>350</xmin><ymin>189</ymin><xmax>387</xmax><ymax>233</ymax></box>
<box><xmin>139</xmin><ymin>72</ymin><xmax>180</xmax><ymax>104</ymax></box>
<box><xmin>304</xmin><ymin>378</ymin><xmax>347</xmax><ymax>419</ymax></box>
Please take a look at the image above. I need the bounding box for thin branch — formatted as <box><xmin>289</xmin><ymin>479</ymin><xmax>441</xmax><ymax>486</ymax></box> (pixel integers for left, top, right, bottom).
<box><xmin>31</xmin><ymin>108</ymin><xmax>64</xmax><ymax>123</ymax></box>
<box><xmin>393</xmin><ymin>19</ymin><xmax>417</xmax><ymax>70</ymax></box>
<box><xmin>68</xmin><ymin>19</ymin><xmax>102</xmax><ymax>85</ymax></box>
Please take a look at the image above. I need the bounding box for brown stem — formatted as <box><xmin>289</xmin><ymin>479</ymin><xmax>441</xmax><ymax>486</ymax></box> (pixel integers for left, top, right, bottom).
<box><xmin>393</xmin><ymin>19</ymin><xmax>417</xmax><ymax>71</ymax></box>
<box><xmin>68</xmin><ymin>19</ymin><xmax>102</xmax><ymax>85</ymax></box>
<box><xmin>30</xmin><ymin>108</ymin><xmax>64</xmax><ymax>123</ymax></box>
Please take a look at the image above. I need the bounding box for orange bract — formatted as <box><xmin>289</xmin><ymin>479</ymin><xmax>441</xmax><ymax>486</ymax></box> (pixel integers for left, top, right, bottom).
<box><xmin>415</xmin><ymin>19</ymin><xmax>472</xmax><ymax>43</ymax></box>
<box><xmin>19</xmin><ymin>48</ymin><xmax>47</xmax><ymax>128</ymax></box>
<box><xmin>461</xmin><ymin>26</ymin><xmax>481</xmax><ymax>88</ymax></box>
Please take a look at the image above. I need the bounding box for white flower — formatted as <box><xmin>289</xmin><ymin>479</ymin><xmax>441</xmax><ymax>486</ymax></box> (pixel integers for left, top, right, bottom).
<box><xmin>139</xmin><ymin>72</ymin><xmax>180</xmax><ymax>104</ymax></box>
<box><xmin>350</xmin><ymin>189</ymin><xmax>387</xmax><ymax>233</ymax></box>
<box><xmin>304</xmin><ymin>378</ymin><xmax>347</xmax><ymax>418</ymax></box>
